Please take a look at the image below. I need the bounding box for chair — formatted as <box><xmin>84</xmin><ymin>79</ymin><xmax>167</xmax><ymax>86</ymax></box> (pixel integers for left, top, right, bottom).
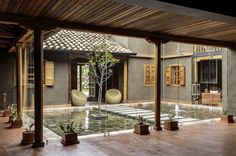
<box><xmin>71</xmin><ymin>90</ymin><xmax>87</xmax><ymax>106</ymax></box>
<box><xmin>105</xmin><ymin>89</ymin><xmax>122</xmax><ymax>104</ymax></box>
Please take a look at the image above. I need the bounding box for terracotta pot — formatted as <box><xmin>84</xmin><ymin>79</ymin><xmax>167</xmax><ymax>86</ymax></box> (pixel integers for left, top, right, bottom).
<box><xmin>133</xmin><ymin>124</ymin><xmax>150</xmax><ymax>135</ymax></box>
<box><xmin>10</xmin><ymin>119</ymin><xmax>22</xmax><ymax>128</ymax></box>
<box><xmin>221</xmin><ymin>115</ymin><xmax>234</xmax><ymax>123</ymax></box>
<box><xmin>61</xmin><ymin>132</ymin><xmax>79</xmax><ymax>146</ymax></box>
<box><xmin>21</xmin><ymin>131</ymin><xmax>35</xmax><ymax>145</ymax></box>
<box><xmin>164</xmin><ymin>120</ymin><xmax>179</xmax><ymax>130</ymax></box>
<box><xmin>3</xmin><ymin>109</ymin><xmax>10</xmax><ymax>117</ymax></box>
<box><xmin>8</xmin><ymin>116</ymin><xmax>12</xmax><ymax>123</ymax></box>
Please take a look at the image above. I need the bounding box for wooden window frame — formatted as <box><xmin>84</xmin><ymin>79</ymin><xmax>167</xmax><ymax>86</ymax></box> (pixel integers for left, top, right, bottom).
<box><xmin>144</xmin><ymin>64</ymin><xmax>155</xmax><ymax>86</ymax></box>
<box><xmin>166</xmin><ymin>64</ymin><xmax>185</xmax><ymax>87</ymax></box>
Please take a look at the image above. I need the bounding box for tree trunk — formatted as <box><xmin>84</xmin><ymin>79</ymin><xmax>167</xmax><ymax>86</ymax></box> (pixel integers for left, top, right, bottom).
<box><xmin>98</xmin><ymin>73</ymin><xmax>104</xmax><ymax>114</ymax></box>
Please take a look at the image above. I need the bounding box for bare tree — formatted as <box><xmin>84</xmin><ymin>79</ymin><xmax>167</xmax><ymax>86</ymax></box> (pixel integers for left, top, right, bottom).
<box><xmin>87</xmin><ymin>43</ymin><xmax>119</xmax><ymax>114</ymax></box>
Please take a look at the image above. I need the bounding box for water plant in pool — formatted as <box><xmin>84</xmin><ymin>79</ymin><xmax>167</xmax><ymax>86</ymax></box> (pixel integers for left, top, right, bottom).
<box><xmin>27</xmin><ymin>109</ymin><xmax>138</xmax><ymax>136</ymax></box>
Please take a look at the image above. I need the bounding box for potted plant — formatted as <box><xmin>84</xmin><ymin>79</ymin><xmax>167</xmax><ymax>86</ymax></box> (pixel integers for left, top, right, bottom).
<box><xmin>133</xmin><ymin>116</ymin><xmax>150</xmax><ymax>135</ymax></box>
<box><xmin>21</xmin><ymin>123</ymin><xmax>35</xmax><ymax>145</ymax></box>
<box><xmin>10</xmin><ymin>111</ymin><xmax>22</xmax><ymax>128</ymax></box>
<box><xmin>221</xmin><ymin>109</ymin><xmax>234</xmax><ymax>123</ymax></box>
<box><xmin>164</xmin><ymin>112</ymin><xmax>179</xmax><ymax>130</ymax></box>
<box><xmin>60</xmin><ymin>121</ymin><xmax>79</xmax><ymax>146</ymax></box>
<box><xmin>2</xmin><ymin>105</ymin><xmax>11</xmax><ymax>117</ymax></box>
<box><xmin>7</xmin><ymin>104</ymin><xmax>17</xmax><ymax>123</ymax></box>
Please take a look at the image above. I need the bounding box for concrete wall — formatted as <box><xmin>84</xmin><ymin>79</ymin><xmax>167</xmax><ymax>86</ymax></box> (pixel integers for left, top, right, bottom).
<box><xmin>112</xmin><ymin>35</ymin><xmax>155</xmax><ymax>102</ymax></box>
<box><xmin>162</xmin><ymin>42</ymin><xmax>193</xmax><ymax>58</ymax></box>
<box><xmin>224</xmin><ymin>48</ymin><xmax>236</xmax><ymax>115</ymax></box>
<box><xmin>43</xmin><ymin>61</ymin><xmax>69</xmax><ymax>105</ymax></box>
<box><xmin>43</xmin><ymin>52</ymin><xmax>69</xmax><ymax>105</ymax></box>
<box><xmin>161</xmin><ymin>56</ymin><xmax>192</xmax><ymax>103</ymax></box>
<box><xmin>222</xmin><ymin>48</ymin><xmax>228</xmax><ymax>111</ymax></box>
<box><xmin>0</xmin><ymin>55</ymin><xmax>16</xmax><ymax>109</ymax></box>
<box><xmin>128</xmin><ymin>58</ymin><xmax>154</xmax><ymax>102</ymax></box>
<box><xmin>112</xmin><ymin>35</ymin><xmax>153</xmax><ymax>55</ymax></box>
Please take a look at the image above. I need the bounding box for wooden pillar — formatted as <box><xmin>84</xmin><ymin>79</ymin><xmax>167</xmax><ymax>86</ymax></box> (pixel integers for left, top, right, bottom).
<box><xmin>123</xmin><ymin>60</ymin><xmax>128</xmax><ymax>102</ymax></box>
<box><xmin>23</xmin><ymin>43</ymin><xmax>29</xmax><ymax>107</ymax></box>
<box><xmin>154</xmin><ymin>42</ymin><xmax>162</xmax><ymax>130</ymax></box>
<box><xmin>16</xmin><ymin>44</ymin><xmax>23</xmax><ymax>121</ymax></box>
<box><xmin>32</xmin><ymin>28</ymin><xmax>45</xmax><ymax>148</ymax></box>
<box><xmin>79</xmin><ymin>65</ymin><xmax>82</xmax><ymax>91</ymax></box>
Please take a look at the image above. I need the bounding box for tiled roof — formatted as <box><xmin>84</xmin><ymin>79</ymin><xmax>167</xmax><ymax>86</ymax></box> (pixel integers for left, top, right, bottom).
<box><xmin>43</xmin><ymin>30</ymin><xmax>134</xmax><ymax>54</ymax></box>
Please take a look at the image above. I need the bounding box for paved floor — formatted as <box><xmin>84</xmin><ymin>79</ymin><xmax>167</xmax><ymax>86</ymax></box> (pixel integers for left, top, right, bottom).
<box><xmin>0</xmin><ymin>114</ymin><xmax>236</xmax><ymax>156</ymax></box>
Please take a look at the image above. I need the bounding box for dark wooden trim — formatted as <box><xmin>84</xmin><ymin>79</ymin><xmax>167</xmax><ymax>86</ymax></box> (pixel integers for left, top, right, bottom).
<box><xmin>32</xmin><ymin>28</ymin><xmax>45</xmax><ymax>148</ymax></box>
<box><xmin>16</xmin><ymin>44</ymin><xmax>23</xmax><ymax>121</ymax></box>
<box><xmin>79</xmin><ymin>65</ymin><xmax>82</xmax><ymax>91</ymax></box>
<box><xmin>8</xmin><ymin>29</ymin><xmax>31</xmax><ymax>52</ymax></box>
<box><xmin>154</xmin><ymin>42</ymin><xmax>162</xmax><ymax>130</ymax></box>
<box><xmin>0</xmin><ymin>13</ymin><xmax>234</xmax><ymax>48</ymax></box>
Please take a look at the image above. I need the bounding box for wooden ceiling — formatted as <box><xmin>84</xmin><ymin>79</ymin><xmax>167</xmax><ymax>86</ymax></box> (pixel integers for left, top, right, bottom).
<box><xmin>1</xmin><ymin>0</ymin><xmax>236</xmax><ymax>52</ymax></box>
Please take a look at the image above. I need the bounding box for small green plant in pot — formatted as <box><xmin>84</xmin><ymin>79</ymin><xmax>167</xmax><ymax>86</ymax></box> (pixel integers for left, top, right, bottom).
<box><xmin>7</xmin><ymin>104</ymin><xmax>17</xmax><ymax>122</ymax></box>
<box><xmin>134</xmin><ymin>116</ymin><xmax>150</xmax><ymax>135</ymax></box>
<box><xmin>60</xmin><ymin>121</ymin><xmax>79</xmax><ymax>146</ymax></box>
<box><xmin>10</xmin><ymin>111</ymin><xmax>22</xmax><ymax>128</ymax></box>
<box><xmin>3</xmin><ymin>104</ymin><xmax>11</xmax><ymax>117</ymax></box>
<box><xmin>221</xmin><ymin>109</ymin><xmax>234</xmax><ymax>123</ymax></box>
<box><xmin>164</xmin><ymin>112</ymin><xmax>179</xmax><ymax>130</ymax></box>
<box><xmin>21</xmin><ymin>123</ymin><xmax>35</xmax><ymax>145</ymax></box>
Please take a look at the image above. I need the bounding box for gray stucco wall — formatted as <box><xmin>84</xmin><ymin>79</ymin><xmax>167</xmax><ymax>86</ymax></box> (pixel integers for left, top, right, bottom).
<box><xmin>162</xmin><ymin>42</ymin><xmax>193</xmax><ymax>57</ymax></box>
<box><xmin>0</xmin><ymin>56</ymin><xmax>16</xmax><ymax>109</ymax></box>
<box><xmin>128</xmin><ymin>58</ymin><xmax>154</xmax><ymax>102</ymax></box>
<box><xmin>161</xmin><ymin>56</ymin><xmax>192</xmax><ymax>103</ymax></box>
<box><xmin>222</xmin><ymin>48</ymin><xmax>228</xmax><ymax>111</ymax></box>
<box><xmin>224</xmin><ymin>48</ymin><xmax>236</xmax><ymax>115</ymax></box>
<box><xmin>112</xmin><ymin>35</ymin><xmax>155</xmax><ymax>102</ymax></box>
<box><xmin>127</xmin><ymin>38</ymin><xmax>153</xmax><ymax>55</ymax></box>
<box><xmin>43</xmin><ymin>60</ymin><xmax>69</xmax><ymax>105</ymax></box>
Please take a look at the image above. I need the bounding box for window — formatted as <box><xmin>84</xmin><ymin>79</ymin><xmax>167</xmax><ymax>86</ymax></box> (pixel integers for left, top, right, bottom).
<box><xmin>27</xmin><ymin>60</ymin><xmax>54</xmax><ymax>87</ymax></box>
<box><xmin>28</xmin><ymin>60</ymin><xmax>34</xmax><ymax>86</ymax></box>
<box><xmin>166</xmin><ymin>65</ymin><xmax>185</xmax><ymax>86</ymax></box>
<box><xmin>44</xmin><ymin>61</ymin><xmax>54</xmax><ymax>86</ymax></box>
<box><xmin>144</xmin><ymin>64</ymin><xmax>155</xmax><ymax>86</ymax></box>
<box><xmin>199</xmin><ymin>60</ymin><xmax>218</xmax><ymax>83</ymax></box>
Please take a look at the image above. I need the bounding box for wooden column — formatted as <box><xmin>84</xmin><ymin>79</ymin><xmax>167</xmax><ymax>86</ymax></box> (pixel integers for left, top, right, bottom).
<box><xmin>154</xmin><ymin>42</ymin><xmax>162</xmax><ymax>130</ymax></box>
<box><xmin>23</xmin><ymin>43</ymin><xmax>29</xmax><ymax>107</ymax></box>
<box><xmin>79</xmin><ymin>65</ymin><xmax>82</xmax><ymax>91</ymax></box>
<box><xmin>16</xmin><ymin>44</ymin><xmax>23</xmax><ymax>121</ymax></box>
<box><xmin>32</xmin><ymin>28</ymin><xmax>45</xmax><ymax>148</ymax></box>
<box><xmin>123</xmin><ymin>60</ymin><xmax>128</xmax><ymax>102</ymax></box>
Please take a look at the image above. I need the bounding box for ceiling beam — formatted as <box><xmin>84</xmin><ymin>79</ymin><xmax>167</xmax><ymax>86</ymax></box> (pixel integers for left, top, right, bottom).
<box><xmin>8</xmin><ymin>29</ymin><xmax>32</xmax><ymax>52</ymax></box>
<box><xmin>0</xmin><ymin>30</ymin><xmax>15</xmax><ymax>38</ymax></box>
<box><xmin>0</xmin><ymin>37</ymin><xmax>10</xmax><ymax>43</ymax></box>
<box><xmin>0</xmin><ymin>13</ymin><xmax>234</xmax><ymax>48</ymax></box>
<box><xmin>112</xmin><ymin>0</ymin><xmax>236</xmax><ymax>25</ymax></box>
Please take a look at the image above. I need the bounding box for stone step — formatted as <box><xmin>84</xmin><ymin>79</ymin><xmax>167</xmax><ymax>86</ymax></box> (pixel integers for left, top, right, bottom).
<box><xmin>127</xmin><ymin>112</ymin><xmax>154</xmax><ymax>117</ymax></box>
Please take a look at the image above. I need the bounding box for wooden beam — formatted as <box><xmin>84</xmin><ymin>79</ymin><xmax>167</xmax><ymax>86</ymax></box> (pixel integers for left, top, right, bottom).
<box><xmin>112</xmin><ymin>0</ymin><xmax>236</xmax><ymax>25</ymax></box>
<box><xmin>16</xmin><ymin>44</ymin><xmax>23</xmax><ymax>123</ymax></box>
<box><xmin>0</xmin><ymin>30</ymin><xmax>15</xmax><ymax>38</ymax></box>
<box><xmin>32</xmin><ymin>28</ymin><xmax>45</xmax><ymax>148</ymax></box>
<box><xmin>8</xmin><ymin>29</ymin><xmax>32</xmax><ymax>52</ymax></box>
<box><xmin>0</xmin><ymin>13</ymin><xmax>234</xmax><ymax>48</ymax></box>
